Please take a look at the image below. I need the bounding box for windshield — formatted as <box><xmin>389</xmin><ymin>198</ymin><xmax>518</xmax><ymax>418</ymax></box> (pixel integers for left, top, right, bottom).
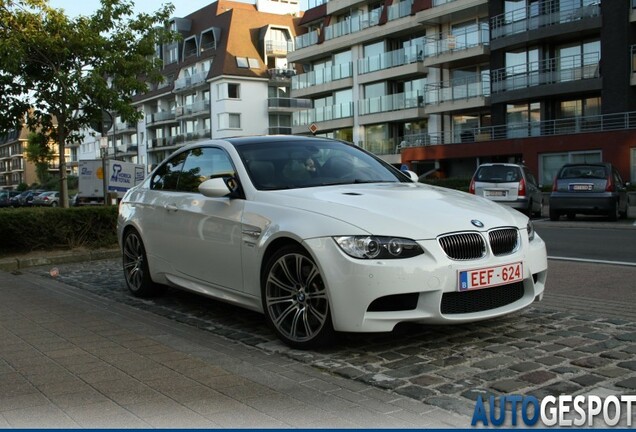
<box><xmin>559</xmin><ymin>165</ymin><xmax>607</xmax><ymax>180</ymax></box>
<box><xmin>475</xmin><ymin>165</ymin><xmax>521</xmax><ymax>183</ymax></box>
<box><xmin>236</xmin><ymin>140</ymin><xmax>408</xmax><ymax>190</ymax></box>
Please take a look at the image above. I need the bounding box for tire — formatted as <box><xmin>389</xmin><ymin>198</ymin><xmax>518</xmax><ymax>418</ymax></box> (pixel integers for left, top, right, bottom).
<box><xmin>262</xmin><ymin>244</ymin><xmax>335</xmax><ymax>349</ymax></box>
<box><xmin>608</xmin><ymin>201</ymin><xmax>619</xmax><ymax>222</ymax></box>
<box><xmin>549</xmin><ymin>209</ymin><xmax>559</xmax><ymax>221</ymax></box>
<box><xmin>122</xmin><ymin>229</ymin><xmax>158</xmax><ymax>297</ymax></box>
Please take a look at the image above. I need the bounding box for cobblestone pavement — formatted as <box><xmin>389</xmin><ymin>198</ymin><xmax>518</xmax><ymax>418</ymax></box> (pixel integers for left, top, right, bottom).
<box><xmin>24</xmin><ymin>258</ymin><xmax>636</xmax><ymax>418</ymax></box>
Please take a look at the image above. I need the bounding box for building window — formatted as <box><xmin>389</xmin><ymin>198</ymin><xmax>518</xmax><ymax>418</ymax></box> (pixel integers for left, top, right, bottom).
<box><xmin>219</xmin><ymin>113</ymin><xmax>241</xmax><ymax>130</ymax></box>
<box><xmin>506</xmin><ymin>102</ymin><xmax>540</xmax><ymax>138</ymax></box>
<box><xmin>539</xmin><ymin>151</ymin><xmax>601</xmax><ymax>186</ymax></box>
<box><xmin>236</xmin><ymin>57</ymin><xmax>249</xmax><ymax>68</ymax></box>
<box><xmin>217</xmin><ymin>83</ymin><xmax>240</xmax><ymax>100</ymax></box>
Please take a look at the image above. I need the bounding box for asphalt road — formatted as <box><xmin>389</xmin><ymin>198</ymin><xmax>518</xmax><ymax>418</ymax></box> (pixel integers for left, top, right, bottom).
<box><xmin>535</xmin><ymin>220</ymin><xmax>636</xmax><ymax>265</ymax></box>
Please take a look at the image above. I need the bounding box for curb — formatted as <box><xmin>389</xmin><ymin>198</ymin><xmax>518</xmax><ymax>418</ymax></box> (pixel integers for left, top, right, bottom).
<box><xmin>0</xmin><ymin>249</ymin><xmax>121</xmax><ymax>272</ymax></box>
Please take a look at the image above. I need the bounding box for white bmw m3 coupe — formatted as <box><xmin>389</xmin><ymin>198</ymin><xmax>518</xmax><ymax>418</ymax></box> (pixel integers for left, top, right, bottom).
<box><xmin>118</xmin><ymin>136</ymin><xmax>548</xmax><ymax>349</ymax></box>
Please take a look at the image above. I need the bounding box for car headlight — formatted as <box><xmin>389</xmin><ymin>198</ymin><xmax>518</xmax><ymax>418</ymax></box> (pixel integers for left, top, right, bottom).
<box><xmin>527</xmin><ymin>221</ymin><xmax>535</xmax><ymax>241</ymax></box>
<box><xmin>333</xmin><ymin>236</ymin><xmax>424</xmax><ymax>259</ymax></box>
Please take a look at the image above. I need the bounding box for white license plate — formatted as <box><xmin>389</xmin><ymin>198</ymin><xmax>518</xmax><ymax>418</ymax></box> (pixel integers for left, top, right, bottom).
<box><xmin>458</xmin><ymin>262</ymin><xmax>523</xmax><ymax>291</ymax></box>
<box><xmin>485</xmin><ymin>190</ymin><xmax>507</xmax><ymax>197</ymax></box>
<box><xmin>569</xmin><ymin>183</ymin><xmax>593</xmax><ymax>191</ymax></box>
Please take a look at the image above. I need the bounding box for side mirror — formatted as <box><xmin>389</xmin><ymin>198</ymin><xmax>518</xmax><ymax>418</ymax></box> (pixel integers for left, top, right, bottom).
<box><xmin>199</xmin><ymin>178</ymin><xmax>231</xmax><ymax>198</ymax></box>
<box><xmin>403</xmin><ymin>169</ymin><xmax>419</xmax><ymax>183</ymax></box>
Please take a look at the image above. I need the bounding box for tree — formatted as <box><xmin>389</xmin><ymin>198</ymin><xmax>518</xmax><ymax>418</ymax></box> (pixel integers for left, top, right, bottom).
<box><xmin>25</xmin><ymin>132</ymin><xmax>55</xmax><ymax>185</ymax></box>
<box><xmin>0</xmin><ymin>0</ymin><xmax>177</xmax><ymax>207</ymax></box>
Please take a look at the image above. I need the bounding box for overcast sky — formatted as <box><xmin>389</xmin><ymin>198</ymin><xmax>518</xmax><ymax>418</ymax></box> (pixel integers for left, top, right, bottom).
<box><xmin>48</xmin><ymin>0</ymin><xmax>308</xmax><ymax>18</ymax></box>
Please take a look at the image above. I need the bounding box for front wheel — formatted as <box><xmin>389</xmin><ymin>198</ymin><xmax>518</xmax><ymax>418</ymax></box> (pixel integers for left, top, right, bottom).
<box><xmin>122</xmin><ymin>229</ymin><xmax>158</xmax><ymax>297</ymax></box>
<box><xmin>262</xmin><ymin>245</ymin><xmax>334</xmax><ymax>349</ymax></box>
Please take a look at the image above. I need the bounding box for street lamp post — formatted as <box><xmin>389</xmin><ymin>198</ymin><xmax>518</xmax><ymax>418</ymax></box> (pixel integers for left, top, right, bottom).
<box><xmin>99</xmin><ymin>136</ymin><xmax>109</xmax><ymax>206</ymax></box>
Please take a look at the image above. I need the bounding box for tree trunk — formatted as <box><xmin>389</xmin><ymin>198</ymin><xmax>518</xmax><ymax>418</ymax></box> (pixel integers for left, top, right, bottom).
<box><xmin>57</xmin><ymin>121</ymin><xmax>69</xmax><ymax>208</ymax></box>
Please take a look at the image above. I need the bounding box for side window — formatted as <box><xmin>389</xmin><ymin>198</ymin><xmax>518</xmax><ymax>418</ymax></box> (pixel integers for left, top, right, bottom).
<box><xmin>151</xmin><ymin>151</ymin><xmax>187</xmax><ymax>190</ymax></box>
<box><xmin>613</xmin><ymin>169</ymin><xmax>624</xmax><ymax>186</ymax></box>
<box><xmin>177</xmin><ymin>147</ymin><xmax>235</xmax><ymax>193</ymax></box>
<box><xmin>525</xmin><ymin>169</ymin><xmax>537</xmax><ymax>186</ymax></box>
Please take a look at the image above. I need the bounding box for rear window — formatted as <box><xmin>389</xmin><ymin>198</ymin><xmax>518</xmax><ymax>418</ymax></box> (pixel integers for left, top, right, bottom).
<box><xmin>475</xmin><ymin>166</ymin><xmax>521</xmax><ymax>183</ymax></box>
<box><xmin>558</xmin><ymin>165</ymin><xmax>607</xmax><ymax>180</ymax></box>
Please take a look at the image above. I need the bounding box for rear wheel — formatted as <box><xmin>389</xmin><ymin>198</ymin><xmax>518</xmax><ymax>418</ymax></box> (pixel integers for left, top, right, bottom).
<box><xmin>122</xmin><ymin>229</ymin><xmax>158</xmax><ymax>297</ymax></box>
<box><xmin>549</xmin><ymin>209</ymin><xmax>559</xmax><ymax>221</ymax></box>
<box><xmin>608</xmin><ymin>201</ymin><xmax>619</xmax><ymax>221</ymax></box>
<box><xmin>262</xmin><ymin>245</ymin><xmax>334</xmax><ymax>349</ymax></box>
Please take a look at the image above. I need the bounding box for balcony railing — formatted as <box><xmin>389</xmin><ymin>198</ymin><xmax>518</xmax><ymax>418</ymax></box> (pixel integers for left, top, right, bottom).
<box><xmin>324</xmin><ymin>9</ymin><xmax>383</xmax><ymax>41</ymax></box>
<box><xmin>387</xmin><ymin>0</ymin><xmax>413</xmax><ymax>21</ymax></box>
<box><xmin>295</xmin><ymin>31</ymin><xmax>319</xmax><ymax>50</ymax></box>
<box><xmin>422</xmin><ymin>24</ymin><xmax>489</xmax><ymax>58</ymax></box>
<box><xmin>266</xmin><ymin>40</ymin><xmax>293</xmax><ymax>56</ymax></box>
<box><xmin>491</xmin><ymin>52</ymin><xmax>600</xmax><ymax>93</ymax></box>
<box><xmin>148</xmin><ymin>129</ymin><xmax>211</xmax><ymax>149</ymax></box>
<box><xmin>396</xmin><ymin>111</ymin><xmax>636</xmax><ymax>150</ymax></box>
<box><xmin>173</xmin><ymin>72</ymin><xmax>207</xmax><ymax>91</ymax></box>
<box><xmin>293</xmin><ymin>102</ymin><xmax>354</xmax><ymax>125</ymax></box>
<box><xmin>176</xmin><ymin>100</ymin><xmax>210</xmax><ymax>117</ymax></box>
<box><xmin>491</xmin><ymin>0</ymin><xmax>601</xmax><ymax>40</ymax></box>
<box><xmin>268</xmin><ymin>98</ymin><xmax>313</xmax><ymax>109</ymax></box>
<box><xmin>359</xmin><ymin>91</ymin><xmax>424</xmax><ymax>116</ymax></box>
<box><xmin>292</xmin><ymin>62</ymin><xmax>353</xmax><ymax>90</ymax></box>
<box><xmin>147</xmin><ymin>111</ymin><xmax>176</xmax><ymax>124</ymax></box>
<box><xmin>358</xmin><ymin>46</ymin><xmax>423</xmax><ymax>75</ymax></box>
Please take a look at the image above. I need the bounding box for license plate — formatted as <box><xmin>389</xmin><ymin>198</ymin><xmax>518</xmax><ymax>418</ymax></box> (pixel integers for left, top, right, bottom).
<box><xmin>458</xmin><ymin>262</ymin><xmax>523</xmax><ymax>291</ymax></box>
<box><xmin>569</xmin><ymin>183</ymin><xmax>593</xmax><ymax>191</ymax></box>
<box><xmin>485</xmin><ymin>190</ymin><xmax>507</xmax><ymax>197</ymax></box>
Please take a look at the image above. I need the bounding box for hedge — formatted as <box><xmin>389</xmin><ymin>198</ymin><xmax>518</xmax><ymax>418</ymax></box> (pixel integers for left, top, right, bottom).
<box><xmin>0</xmin><ymin>206</ymin><xmax>119</xmax><ymax>254</ymax></box>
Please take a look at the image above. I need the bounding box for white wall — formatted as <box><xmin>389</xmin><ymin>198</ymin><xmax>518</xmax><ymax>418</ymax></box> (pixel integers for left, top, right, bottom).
<box><xmin>211</xmin><ymin>78</ymin><xmax>269</xmax><ymax>138</ymax></box>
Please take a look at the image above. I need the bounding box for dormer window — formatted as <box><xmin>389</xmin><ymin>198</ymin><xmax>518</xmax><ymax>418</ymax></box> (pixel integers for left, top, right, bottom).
<box><xmin>201</xmin><ymin>27</ymin><xmax>222</xmax><ymax>52</ymax></box>
<box><xmin>183</xmin><ymin>36</ymin><xmax>198</xmax><ymax>59</ymax></box>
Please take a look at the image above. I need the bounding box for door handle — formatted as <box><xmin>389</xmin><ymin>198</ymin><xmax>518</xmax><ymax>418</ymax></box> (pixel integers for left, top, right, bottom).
<box><xmin>165</xmin><ymin>204</ymin><xmax>178</xmax><ymax>212</ymax></box>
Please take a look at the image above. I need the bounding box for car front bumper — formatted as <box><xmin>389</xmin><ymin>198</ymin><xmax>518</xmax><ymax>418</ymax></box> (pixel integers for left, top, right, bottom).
<box><xmin>304</xmin><ymin>234</ymin><xmax>548</xmax><ymax>333</ymax></box>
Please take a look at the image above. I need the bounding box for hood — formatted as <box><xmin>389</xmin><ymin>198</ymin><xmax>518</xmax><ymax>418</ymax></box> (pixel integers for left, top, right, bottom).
<box><xmin>258</xmin><ymin>182</ymin><xmax>526</xmax><ymax>239</ymax></box>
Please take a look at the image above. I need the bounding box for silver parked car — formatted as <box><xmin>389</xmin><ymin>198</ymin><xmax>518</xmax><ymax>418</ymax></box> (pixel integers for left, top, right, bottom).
<box><xmin>469</xmin><ymin>163</ymin><xmax>543</xmax><ymax>217</ymax></box>
<box><xmin>549</xmin><ymin>163</ymin><xmax>629</xmax><ymax>221</ymax></box>
<box><xmin>32</xmin><ymin>191</ymin><xmax>60</xmax><ymax>207</ymax></box>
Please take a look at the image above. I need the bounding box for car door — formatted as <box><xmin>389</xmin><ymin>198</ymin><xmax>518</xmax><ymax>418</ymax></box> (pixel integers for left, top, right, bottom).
<box><xmin>168</xmin><ymin>146</ymin><xmax>245</xmax><ymax>292</ymax></box>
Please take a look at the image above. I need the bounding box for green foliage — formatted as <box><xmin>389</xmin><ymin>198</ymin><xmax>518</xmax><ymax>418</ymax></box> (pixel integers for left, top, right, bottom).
<box><xmin>25</xmin><ymin>132</ymin><xmax>55</xmax><ymax>184</ymax></box>
<box><xmin>0</xmin><ymin>206</ymin><xmax>118</xmax><ymax>254</ymax></box>
<box><xmin>16</xmin><ymin>182</ymin><xmax>29</xmax><ymax>192</ymax></box>
<box><xmin>0</xmin><ymin>0</ymin><xmax>178</xmax><ymax>206</ymax></box>
<box><xmin>419</xmin><ymin>177</ymin><xmax>472</xmax><ymax>192</ymax></box>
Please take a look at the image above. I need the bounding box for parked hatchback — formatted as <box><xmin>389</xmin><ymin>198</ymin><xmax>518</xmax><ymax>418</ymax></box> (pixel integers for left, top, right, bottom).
<box><xmin>549</xmin><ymin>162</ymin><xmax>629</xmax><ymax>221</ymax></box>
<box><xmin>469</xmin><ymin>163</ymin><xmax>542</xmax><ymax>217</ymax></box>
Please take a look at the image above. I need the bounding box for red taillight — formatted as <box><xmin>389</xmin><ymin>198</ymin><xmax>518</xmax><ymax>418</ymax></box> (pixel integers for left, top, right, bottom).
<box><xmin>518</xmin><ymin>178</ymin><xmax>526</xmax><ymax>197</ymax></box>
<box><xmin>469</xmin><ymin>178</ymin><xmax>475</xmax><ymax>194</ymax></box>
<box><xmin>552</xmin><ymin>176</ymin><xmax>558</xmax><ymax>192</ymax></box>
<box><xmin>606</xmin><ymin>175</ymin><xmax>614</xmax><ymax>192</ymax></box>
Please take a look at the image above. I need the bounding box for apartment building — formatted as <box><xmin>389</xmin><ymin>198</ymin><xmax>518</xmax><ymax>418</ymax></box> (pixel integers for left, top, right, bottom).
<box><xmin>79</xmin><ymin>0</ymin><xmax>303</xmax><ymax>171</ymax></box>
<box><xmin>289</xmin><ymin>0</ymin><xmax>636</xmax><ymax>184</ymax></box>
<box><xmin>0</xmin><ymin>128</ymin><xmax>71</xmax><ymax>190</ymax></box>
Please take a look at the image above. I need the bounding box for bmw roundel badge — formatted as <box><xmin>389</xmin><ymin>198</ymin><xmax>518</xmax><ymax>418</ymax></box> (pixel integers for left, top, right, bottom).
<box><xmin>471</xmin><ymin>219</ymin><xmax>485</xmax><ymax>228</ymax></box>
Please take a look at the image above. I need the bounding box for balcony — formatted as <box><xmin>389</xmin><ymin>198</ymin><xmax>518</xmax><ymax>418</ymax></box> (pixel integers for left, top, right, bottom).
<box><xmin>398</xmin><ymin>111</ymin><xmax>636</xmax><ymax>149</ymax></box>
<box><xmin>176</xmin><ymin>100</ymin><xmax>210</xmax><ymax>118</ymax></box>
<box><xmin>173</xmin><ymin>72</ymin><xmax>208</xmax><ymax>92</ymax></box>
<box><xmin>491</xmin><ymin>0</ymin><xmax>601</xmax><ymax>41</ymax></box>
<box><xmin>291</xmin><ymin>63</ymin><xmax>353</xmax><ymax>97</ymax></box>
<box><xmin>268</xmin><ymin>98</ymin><xmax>312</xmax><ymax>111</ymax></box>
<box><xmin>266</xmin><ymin>40</ymin><xmax>293</xmax><ymax>57</ymax></box>
<box><xmin>292</xmin><ymin>102</ymin><xmax>354</xmax><ymax>127</ymax></box>
<box><xmin>147</xmin><ymin>111</ymin><xmax>177</xmax><ymax>125</ymax></box>
<box><xmin>358</xmin><ymin>46</ymin><xmax>424</xmax><ymax>76</ymax></box>
<box><xmin>490</xmin><ymin>52</ymin><xmax>600</xmax><ymax>101</ymax></box>
<box><xmin>295</xmin><ymin>31</ymin><xmax>319</xmax><ymax>50</ymax></box>
<box><xmin>268</xmin><ymin>68</ymin><xmax>297</xmax><ymax>83</ymax></box>
<box><xmin>417</xmin><ymin>0</ymin><xmax>489</xmax><ymax>26</ymax></box>
<box><xmin>148</xmin><ymin>129</ymin><xmax>211</xmax><ymax>151</ymax></box>
<box><xmin>421</xmin><ymin>25</ymin><xmax>489</xmax><ymax>67</ymax></box>
<box><xmin>323</xmin><ymin>9</ymin><xmax>382</xmax><ymax>42</ymax></box>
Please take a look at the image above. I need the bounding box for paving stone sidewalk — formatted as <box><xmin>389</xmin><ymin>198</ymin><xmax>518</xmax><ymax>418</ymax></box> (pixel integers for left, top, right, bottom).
<box><xmin>16</xmin><ymin>257</ymin><xmax>636</xmax><ymax>424</ymax></box>
<box><xmin>0</xmin><ymin>269</ymin><xmax>470</xmax><ymax>428</ymax></box>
